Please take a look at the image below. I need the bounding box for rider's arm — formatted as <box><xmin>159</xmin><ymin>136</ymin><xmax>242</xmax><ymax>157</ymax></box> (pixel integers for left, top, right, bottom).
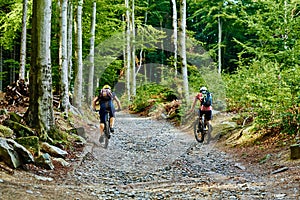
<box><xmin>189</xmin><ymin>96</ymin><xmax>197</xmax><ymax>113</ymax></box>
<box><xmin>92</xmin><ymin>96</ymin><xmax>98</xmax><ymax>110</ymax></box>
<box><xmin>114</xmin><ymin>96</ymin><xmax>122</xmax><ymax>110</ymax></box>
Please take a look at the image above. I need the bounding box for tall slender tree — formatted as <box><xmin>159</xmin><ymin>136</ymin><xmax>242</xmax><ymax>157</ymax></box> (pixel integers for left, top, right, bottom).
<box><xmin>179</xmin><ymin>0</ymin><xmax>189</xmax><ymax>103</ymax></box>
<box><xmin>218</xmin><ymin>15</ymin><xmax>222</xmax><ymax>74</ymax></box>
<box><xmin>125</xmin><ymin>0</ymin><xmax>131</xmax><ymax>101</ymax></box>
<box><xmin>60</xmin><ymin>0</ymin><xmax>70</xmax><ymax>113</ymax></box>
<box><xmin>131</xmin><ymin>0</ymin><xmax>136</xmax><ymax>96</ymax></box>
<box><xmin>87</xmin><ymin>0</ymin><xmax>96</xmax><ymax>106</ymax></box>
<box><xmin>19</xmin><ymin>0</ymin><xmax>28</xmax><ymax>80</ymax></box>
<box><xmin>73</xmin><ymin>0</ymin><xmax>83</xmax><ymax>109</ymax></box>
<box><xmin>67</xmin><ymin>0</ymin><xmax>73</xmax><ymax>88</ymax></box>
<box><xmin>171</xmin><ymin>0</ymin><xmax>178</xmax><ymax>77</ymax></box>
<box><xmin>0</xmin><ymin>46</ymin><xmax>2</xmax><ymax>91</ymax></box>
<box><xmin>25</xmin><ymin>0</ymin><xmax>55</xmax><ymax>139</ymax></box>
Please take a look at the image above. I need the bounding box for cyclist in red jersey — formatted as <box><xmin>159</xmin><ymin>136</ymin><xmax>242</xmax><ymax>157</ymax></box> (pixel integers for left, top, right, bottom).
<box><xmin>189</xmin><ymin>86</ymin><xmax>212</xmax><ymax>131</ymax></box>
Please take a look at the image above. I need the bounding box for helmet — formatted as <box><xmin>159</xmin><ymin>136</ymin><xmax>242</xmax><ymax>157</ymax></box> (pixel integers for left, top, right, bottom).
<box><xmin>103</xmin><ymin>84</ymin><xmax>111</xmax><ymax>90</ymax></box>
<box><xmin>200</xmin><ymin>86</ymin><xmax>207</xmax><ymax>93</ymax></box>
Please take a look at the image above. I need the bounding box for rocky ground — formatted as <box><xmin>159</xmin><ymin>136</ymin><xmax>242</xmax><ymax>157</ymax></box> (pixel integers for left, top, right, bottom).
<box><xmin>0</xmin><ymin>111</ymin><xmax>299</xmax><ymax>200</ymax></box>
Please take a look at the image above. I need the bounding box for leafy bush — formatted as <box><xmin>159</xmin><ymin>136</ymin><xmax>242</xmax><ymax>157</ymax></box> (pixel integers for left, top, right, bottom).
<box><xmin>130</xmin><ymin>83</ymin><xmax>178</xmax><ymax>113</ymax></box>
<box><xmin>225</xmin><ymin>59</ymin><xmax>300</xmax><ymax>135</ymax></box>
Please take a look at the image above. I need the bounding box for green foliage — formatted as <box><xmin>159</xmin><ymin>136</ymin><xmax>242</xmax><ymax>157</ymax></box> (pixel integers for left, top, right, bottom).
<box><xmin>96</xmin><ymin>60</ymin><xmax>123</xmax><ymax>95</ymax></box>
<box><xmin>0</xmin><ymin>0</ymin><xmax>32</xmax><ymax>50</ymax></box>
<box><xmin>188</xmin><ymin>64</ymin><xmax>226</xmax><ymax>111</ymax></box>
<box><xmin>130</xmin><ymin>83</ymin><xmax>177</xmax><ymax>113</ymax></box>
<box><xmin>0</xmin><ymin>0</ymin><xmax>23</xmax><ymax>49</ymax></box>
<box><xmin>188</xmin><ymin>0</ymin><xmax>248</xmax><ymax>72</ymax></box>
<box><xmin>236</xmin><ymin>0</ymin><xmax>300</xmax><ymax>68</ymax></box>
<box><xmin>224</xmin><ymin>0</ymin><xmax>300</xmax><ymax>136</ymax></box>
<box><xmin>187</xmin><ymin>65</ymin><xmax>205</xmax><ymax>91</ymax></box>
<box><xmin>225</xmin><ymin>59</ymin><xmax>300</xmax><ymax>135</ymax></box>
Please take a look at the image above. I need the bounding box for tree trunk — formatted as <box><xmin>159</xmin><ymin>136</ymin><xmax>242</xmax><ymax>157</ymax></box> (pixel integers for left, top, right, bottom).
<box><xmin>60</xmin><ymin>0</ymin><xmax>70</xmax><ymax>113</ymax></box>
<box><xmin>19</xmin><ymin>0</ymin><xmax>28</xmax><ymax>80</ymax></box>
<box><xmin>25</xmin><ymin>0</ymin><xmax>54</xmax><ymax>140</ymax></box>
<box><xmin>160</xmin><ymin>21</ymin><xmax>164</xmax><ymax>83</ymax></box>
<box><xmin>67</xmin><ymin>0</ymin><xmax>73</xmax><ymax>92</ymax></box>
<box><xmin>179</xmin><ymin>0</ymin><xmax>189</xmax><ymax>104</ymax></box>
<box><xmin>171</xmin><ymin>0</ymin><xmax>178</xmax><ymax>77</ymax></box>
<box><xmin>73</xmin><ymin>0</ymin><xmax>83</xmax><ymax>109</ymax></box>
<box><xmin>0</xmin><ymin>46</ymin><xmax>2</xmax><ymax>91</ymax></box>
<box><xmin>125</xmin><ymin>0</ymin><xmax>131</xmax><ymax>101</ymax></box>
<box><xmin>140</xmin><ymin>0</ymin><xmax>148</xmax><ymax>84</ymax></box>
<box><xmin>218</xmin><ymin>16</ymin><xmax>222</xmax><ymax>74</ymax></box>
<box><xmin>290</xmin><ymin>144</ymin><xmax>300</xmax><ymax>160</ymax></box>
<box><xmin>131</xmin><ymin>0</ymin><xmax>136</xmax><ymax>96</ymax></box>
<box><xmin>87</xmin><ymin>1</ymin><xmax>96</xmax><ymax>107</ymax></box>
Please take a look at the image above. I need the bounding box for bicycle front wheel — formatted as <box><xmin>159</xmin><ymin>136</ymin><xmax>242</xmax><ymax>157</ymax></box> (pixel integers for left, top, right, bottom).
<box><xmin>194</xmin><ymin>119</ymin><xmax>205</xmax><ymax>143</ymax></box>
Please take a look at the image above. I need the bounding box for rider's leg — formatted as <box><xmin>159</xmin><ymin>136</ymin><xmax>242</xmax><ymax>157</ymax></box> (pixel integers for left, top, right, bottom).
<box><xmin>100</xmin><ymin>123</ymin><xmax>105</xmax><ymax>134</ymax></box>
<box><xmin>204</xmin><ymin>120</ymin><xmax>210</xmax><ymax>131</ymax></box>
<box><xmin>110</xmin><ymin>117</ymin><xmax>115</xmax><ymax>126</ymax></box>
<box><xmin>99</xmin><ymin>104</ymin><xmax>106</xmax><ymax>142</ymax></box>
<box><xmin>99</xmin><ymin>123</ymin><xmax>105</xmax><ymax>142</ymax></box>
<box><xmin>205</xmin><ymin>110</ymin><xmax>212</xmax><ymax>131</ymax></box>
<box><xmin>109</xmin><ymin>105</ymin><xmax>116</xmax><ymax>133</ymax></box>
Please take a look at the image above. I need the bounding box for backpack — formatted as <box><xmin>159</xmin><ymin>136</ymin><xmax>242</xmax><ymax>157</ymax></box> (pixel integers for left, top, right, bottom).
<box><xmin>201</xmin><ymin>91</ymin><xmax>212</xmax><ymax>107</ymax></box>
<box><xmin>99</xmin><ymin>88</ymin><xmax>113</xmax><ymax>101</ymax></box>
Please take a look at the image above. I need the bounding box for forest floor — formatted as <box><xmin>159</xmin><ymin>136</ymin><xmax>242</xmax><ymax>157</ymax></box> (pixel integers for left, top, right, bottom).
<box><xmin>0</xmin><ymin>107</ymin><xmax>299</xmax><ymax>199</ymax></box>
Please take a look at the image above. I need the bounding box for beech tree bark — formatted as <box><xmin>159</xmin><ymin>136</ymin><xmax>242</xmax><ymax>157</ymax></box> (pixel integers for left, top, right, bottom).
<box><xmin>73</xmin><ymin>0</ymin><xmax>83</xmax><ymax>109</ymax></box>
<box><xmin>67</xmin><ymin>1</ymin><xmax>73</xmax><ymax>89</ymax></box>
<box><xmin>87</xmin><ymin>1</ymin><xmax>96</xmax><ymax>106</ymax></box>
<box><xmin>179</xmin><ymin>0</ymin><xmax>189</xmax><ymax>104</ymax></box>
<box><xmin>60</xmin><ymin>0</ymin><xmax>70</xmax><ymax>113</ymax></box>
<box><xmin>125</xmin><ymin>0</ymin><xmax>131</xmax><ymax>101</ymax></box>
<box><xmin>19</xmin><ymin>0</ymin><xmax>28</xmax><ymax>80</ymax></box>
<box><xmin>25</xmin><ymin>0</ymin><xmax>55</xmax><ymax>139</ymax></box>
<box><xmin>131</xmin><ymin>0</ymin><xmax>136</xmax><ymax>96</ymax></box>
<box><xmin>171</xmin><ymin>0</ymin><xmax>178</xmax><ymax>77</ymax></box>
<box><xmin>218</xmin><ymin>16</ymin><xmax>222</xmax><ymax>74</ymax></box>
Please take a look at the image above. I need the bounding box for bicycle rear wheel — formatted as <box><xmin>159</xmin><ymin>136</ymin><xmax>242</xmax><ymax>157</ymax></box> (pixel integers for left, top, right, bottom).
<box><xmin>103</xmin><ymin>120</ymin><xmax>110</xmax><ymax>149</ymax></box>
<box><xmin>206</xmin><ymin>124</ymin><xmax>212</xmax><ymax>144</ymax></box>
<box><xmin>194</xmin><ymin>119</ymin><xmax>205</xmax><ymax>143</ymax></box>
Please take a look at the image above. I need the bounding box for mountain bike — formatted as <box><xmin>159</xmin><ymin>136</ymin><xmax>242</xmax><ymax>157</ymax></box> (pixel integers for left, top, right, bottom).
<box><xmin>101</xmin><ymin>109</ymin><xmax>111</xmax><ymax>149</ymax></box>
<box><xmin>193</xmin><ymin>113</ymin><xmax>211</xmax><ymax>143</ymax></box>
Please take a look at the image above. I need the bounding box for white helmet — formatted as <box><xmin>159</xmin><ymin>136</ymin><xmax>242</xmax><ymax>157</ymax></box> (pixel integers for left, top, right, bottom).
<box><xmin>200</xmin><ymin>86</ymin><xmax>207</xmax><ymax>93</ymax></box>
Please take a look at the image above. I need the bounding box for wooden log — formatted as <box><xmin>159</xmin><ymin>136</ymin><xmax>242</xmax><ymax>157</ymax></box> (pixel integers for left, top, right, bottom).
<box><xmin>290</xmin><ymin>144</ymin><xmax>300</xmax><ymax>160</ymax></box>
<box><xmin>271</xmin><ymin>166</ymin><xmax>289</xmax><ymax>174</ymax></box>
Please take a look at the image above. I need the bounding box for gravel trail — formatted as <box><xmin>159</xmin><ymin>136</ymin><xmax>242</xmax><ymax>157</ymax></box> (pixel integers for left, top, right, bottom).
<box><xmin>0</xmin><ymin>111</ymin><xmax>299</xmax><ymax>200</ymax></box>
<box><xmin>67</xmin><ymin>112</ymin><xmax>298</xmax><ymax>199</ymax></box>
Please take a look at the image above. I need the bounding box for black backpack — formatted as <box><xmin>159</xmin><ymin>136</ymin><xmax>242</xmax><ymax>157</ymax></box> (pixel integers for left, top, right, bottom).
<box><xmin>201</xmin><ymin>91</ymin><xmax>212</xmax><ymax>107</ymax></box>
<box><xmin>99</xmin><ymin>88</ymin><xmax>113</xmax><ymax>101</ymax></box>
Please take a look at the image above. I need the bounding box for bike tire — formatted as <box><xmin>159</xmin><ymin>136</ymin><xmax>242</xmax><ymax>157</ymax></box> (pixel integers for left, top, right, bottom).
<box><xmin>206</xmin><ymin>124</ymin><xmax>212</xmax><ymax>144</ymax></box>
<box><xmin>194</xmin><ymin>119</ymin><xmax>205</xmax><ymax>143</ymax></box>
<box><xmin>103</xmin><ymin>120</ymin><xmax>110</xmax><ymax>149</ymax></box>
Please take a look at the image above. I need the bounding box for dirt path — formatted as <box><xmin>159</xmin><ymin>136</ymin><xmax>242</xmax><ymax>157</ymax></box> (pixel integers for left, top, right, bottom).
<box><xmin>0</xmin><ymin>111</ymin><xmax>299</xmax><ymax>199</ymax></box>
